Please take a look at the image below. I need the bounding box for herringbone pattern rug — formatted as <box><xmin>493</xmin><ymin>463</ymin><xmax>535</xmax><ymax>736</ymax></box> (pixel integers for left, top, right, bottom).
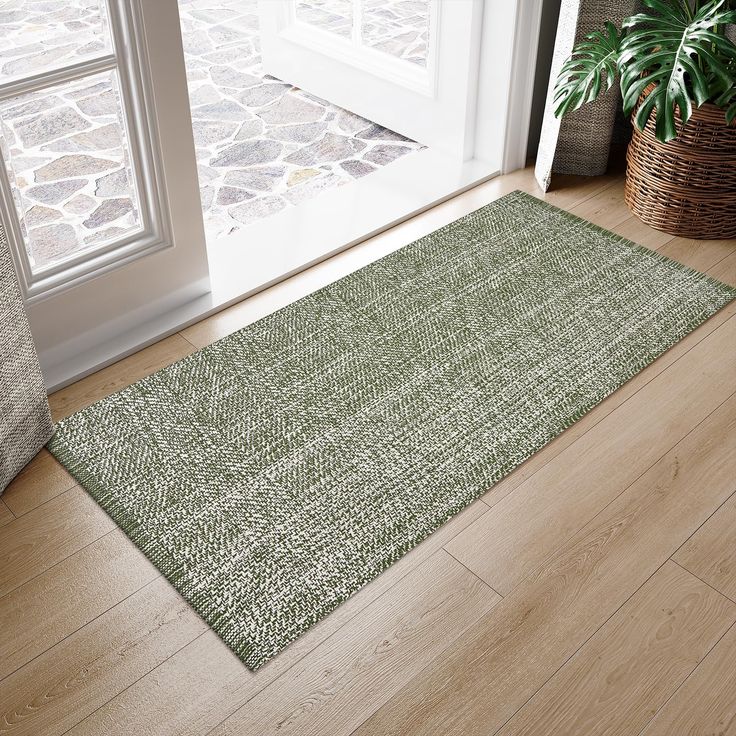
<box><xmin>48</xmin><ymin>191</ymin><xmax>736</xmax><ymax>669</ymax></box>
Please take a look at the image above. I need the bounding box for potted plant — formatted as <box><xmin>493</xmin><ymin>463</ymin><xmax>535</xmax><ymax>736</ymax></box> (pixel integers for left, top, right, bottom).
<box><xmin>554</xmin><ymin>0</ymin><xmax>736</xmax><ymax>238</ymax></box>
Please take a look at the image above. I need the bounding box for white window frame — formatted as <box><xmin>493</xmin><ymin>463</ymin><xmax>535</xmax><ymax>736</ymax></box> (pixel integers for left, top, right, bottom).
<box><xmin>0</xmin><ymin>0</ymin><xmax>173</xmax><ymax>303</ymax></box>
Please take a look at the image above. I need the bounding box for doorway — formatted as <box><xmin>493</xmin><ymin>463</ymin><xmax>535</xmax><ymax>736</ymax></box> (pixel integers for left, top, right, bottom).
<box><xmin>179</xmin><ymin>0</ymin><xmax>426</xmax><ymax>240</ymax></box>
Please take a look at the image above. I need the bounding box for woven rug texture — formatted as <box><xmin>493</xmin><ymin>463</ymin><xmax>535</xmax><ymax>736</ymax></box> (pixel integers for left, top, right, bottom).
<box><xmin>49</xmin><ymin>191</ymin><xmax>736</xmax><ymax>669</ymax></box>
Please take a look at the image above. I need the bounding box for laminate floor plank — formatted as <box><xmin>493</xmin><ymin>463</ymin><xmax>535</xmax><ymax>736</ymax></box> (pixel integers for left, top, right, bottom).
<box><xmin>640</xmin><ymin>622</ymin><xmax>736</xmax><ymax>736</ymax></box>
<box><xmin>351</xmin><ymin>392</ymin><xmax>736</xmax><ymax>736</ymax></box>
<box><xmin>674</xmin><ymin>493</ymin><xmax>736</xmax><ymax>603</ymax></box>
<box><xmin>49</xmin><ymin>334</ymin><xmax>196</xmax><ymax>421</ymax></box>
<box><xmin>208</xmin><ymin>551</ymin><xmax>500</xmax><ymax>736</ymax></box>
<box><xmin>0</xmin><ymin>578</ymin><xmax>207</xmax><ymax>736</ymax></box>
<box><xmin>448</xmin><ymin>315</ymin><xmax>736</xmax><ymax>594</ymax></box>
<box><xmin>0</xmin><ymin>530</ymin><xmax>158</xmax><ymax>681</ymax></box>
<box><xmin>0</xmin><ymin>487</ymin><xmax>114</xmax><ymax>599</ymax></box>
<box><xmin>2</xmin><ymin>449</ymin><xmax>76</xmax><ymax>517</ymax></box>
<box><xmin>63</xmin><ymin>501</ymin><xmax>490</xmax><ymax>736</ymax></box>
<box><xmin>658</xmin><ymin>236</ymin><xmax>736</xmax><ymax>275</ymax></box>
<box><xmin>496</xmin><ymin>561</ymin><xmax>736</xmax><ymax>736</ymax></box>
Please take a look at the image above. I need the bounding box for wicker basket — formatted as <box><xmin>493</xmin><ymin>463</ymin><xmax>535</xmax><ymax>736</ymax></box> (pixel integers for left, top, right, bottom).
<box><xmin>625</xmin><ymin>95</ymin><xmax>736</xmax><ymax>239</ymax></box>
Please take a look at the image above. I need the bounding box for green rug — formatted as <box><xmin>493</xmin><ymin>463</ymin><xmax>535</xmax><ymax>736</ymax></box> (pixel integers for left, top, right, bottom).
<box><xmin>48</xmin><ymin>191</ymin><xmax>736</xmax><ymax>669</ymax></box>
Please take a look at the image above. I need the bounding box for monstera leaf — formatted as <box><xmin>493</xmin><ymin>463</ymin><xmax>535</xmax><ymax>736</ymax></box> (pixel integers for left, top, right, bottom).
<box><xmin>554</xmin><ymin>22</ymin><xmax>623</xmax><ymax>118</ymax></box>
<box><xmin>553</xmin><ymin>0</ymin><xmax>736</xmax><ymax>143</ymax></box>
<box><xmin>619</xmin><ymin>0</ymin><xmax>736</xmax><ymax>141</ymax></box>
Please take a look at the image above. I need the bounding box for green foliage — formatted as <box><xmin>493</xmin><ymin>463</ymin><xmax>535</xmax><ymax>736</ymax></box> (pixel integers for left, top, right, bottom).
<box><xmin>554</xmin><ymin>0</ymin><xmax>736</xmax><ymax>142</ymax></box>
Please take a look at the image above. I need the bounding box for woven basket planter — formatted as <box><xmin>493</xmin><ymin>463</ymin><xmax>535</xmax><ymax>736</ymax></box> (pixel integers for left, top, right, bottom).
<box><xmin>625</xmin><ymin>97</ymin><xmax>736</xmax><ymax>239</ymax></box>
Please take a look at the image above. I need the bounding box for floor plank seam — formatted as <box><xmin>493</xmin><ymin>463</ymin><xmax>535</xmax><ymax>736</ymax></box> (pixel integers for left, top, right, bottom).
<box><xmin>443</xmin><ymin>547</ymin><xmax>504</xmax><ymax>598</ymax></box>
<box><xmin>0</xmin><ymin>499</ymin><xmax>16</xmax><ymax>520</ymax></box>
<box><xmin>669</xmin><ymin>485</ymin><xmax>736</xmax><ymax>567</ymax></box>
<box><xmin>632</xmin><ymin>618</ymin><xmax>736</xmax><ymax>736</ymax></box>
<box><xmin>491</xmin><ymin>385</ymin><xmax>736</xmax><ymax>600</ymax></box>
<box><xmin>483</xmin><ymin>309</ymin><xmax>735</xmax><ymax>513</ymax></box>
<box><xmin>669</xmin><ymin>556</ymin><xmax>736</xmax><ymax>606</ymax></box>
<box><xmin>0</xmin><ymin>482</ymin><xmax>80</xmax><ymax>525</ymax></box>
<box><xmin>0</xmin><ymin>573</ymin><xmax>162</xmax><ymax>688</ymax></box>
<box><xmin>0</xmin><ymin>517</ymin><xmax>113</xmax><ymax>606</ymax></box>
<box><xmin>59</xmin><ymin>627</ymin><xmax>211</xmax><ymax>736</ymax></box>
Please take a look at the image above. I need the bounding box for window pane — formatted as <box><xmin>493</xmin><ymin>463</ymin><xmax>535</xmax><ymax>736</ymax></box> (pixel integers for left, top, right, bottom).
<box><xmin>295</xmin><ymin>0</ymin><xmax>352</xmax><ymax>38</ymax></box>
<box><xmin>0</xmin><ymin>69</ymin><xmax>142</xmax><ymax>271</ymax></box>
<box><xmin>0</xmin><ymin>0</ymin><xmax>112</xmax><ymax>84</ymax></box>
<box><xmin>361</xmin><ymin>0</ymin><xmax>429</xmax><ymax>67</ymax></box>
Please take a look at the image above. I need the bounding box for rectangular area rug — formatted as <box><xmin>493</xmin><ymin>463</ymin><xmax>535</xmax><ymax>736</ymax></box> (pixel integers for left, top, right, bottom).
<box><xmin>48</xmin><ymin>191</ymin><xmax>736</xmax><ymax>670</ymax></box>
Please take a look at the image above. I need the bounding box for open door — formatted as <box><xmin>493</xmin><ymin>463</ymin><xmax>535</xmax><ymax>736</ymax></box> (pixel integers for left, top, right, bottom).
<box><xmin>258</xmin><ymin>0</ymin><xmax>484</xmax><ymax>158</ymax></box>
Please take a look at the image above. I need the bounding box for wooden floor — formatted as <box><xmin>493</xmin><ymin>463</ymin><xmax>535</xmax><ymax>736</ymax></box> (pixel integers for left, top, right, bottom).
<box><xmin>2</xmin><ymin>166</ymin><xmax>735</xmax><ymax>736</ymax></box>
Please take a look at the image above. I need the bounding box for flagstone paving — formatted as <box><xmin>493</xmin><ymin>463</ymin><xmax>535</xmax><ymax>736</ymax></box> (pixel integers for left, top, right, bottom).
<box><xmin>179</xmin><ymin>0</ymin><xmax>426</xmax><ymax>239</ymax></box>
<box><xmin>0</xmin><ymin>0</ymin><xmax>427</xmax><ymax>269</ymax></box>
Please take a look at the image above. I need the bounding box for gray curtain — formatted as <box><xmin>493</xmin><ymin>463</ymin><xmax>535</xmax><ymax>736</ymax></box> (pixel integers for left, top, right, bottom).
<box><xmin>0</xmin><ymin>222</ymin><xmax>53</xmax><ymax>492</ymax></box>
<box><xmin>535</xmin><ymin>0</ymin><xmax>642</xmax><ymax>191</ymax></box>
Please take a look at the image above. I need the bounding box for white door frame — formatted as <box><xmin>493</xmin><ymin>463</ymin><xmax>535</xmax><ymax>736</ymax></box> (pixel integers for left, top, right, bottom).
<box><xmin>0</xmin><ymin>0</ymin><xmax>209</xmax><ymax>390</ymax></box>
<box><xmin>19</xmin><ymin>0</ymin><xmax>543</xmax><ymax>392</ymax></box>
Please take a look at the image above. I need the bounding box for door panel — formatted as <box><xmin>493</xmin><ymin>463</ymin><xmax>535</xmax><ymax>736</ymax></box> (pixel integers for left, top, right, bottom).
<box><xmin>259</xmin><ymin>0</ymin><xmax>483</xmax><ymax>158</ymax></box>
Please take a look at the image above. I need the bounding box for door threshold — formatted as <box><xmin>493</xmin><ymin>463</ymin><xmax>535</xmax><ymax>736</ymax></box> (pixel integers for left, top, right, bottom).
<box><xmin>44</xmin><ymin>149</ymin><xmax>498</xmax><ymax>392</ymax></box>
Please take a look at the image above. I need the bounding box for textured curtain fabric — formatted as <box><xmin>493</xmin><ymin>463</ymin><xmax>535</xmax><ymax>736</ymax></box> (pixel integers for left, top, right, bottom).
<box><xmin>535</xmin><ymin>0</ymin><xmax>642</xmax><ymax>191</ymax></box>
<box><xmin>0</xmin><ymin>223</ymin><xmax>53</xmax><ymax>492</ymax></box>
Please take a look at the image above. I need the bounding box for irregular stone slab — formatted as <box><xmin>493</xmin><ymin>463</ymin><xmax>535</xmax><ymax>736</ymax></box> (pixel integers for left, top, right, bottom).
<box><xmin>41</xmin><ymin>123</ymin><xmax>122</xmax><ymax>152</ymax></box>
<box><xmin>197</xmin><ymin>164</ymin><xmax>220</xmax><ymax>184</ymax></box>
<box><xmin>83</xmin><ymin>198</ymin><xmax>134</xmax><ymax>229</ymax></box>
<box><xmin>11</xmin><ymin>155</ymin><xmax>51</xmax><ymax>172</ymax></box>
<box><xmin>192</xmin><ymin>100</ymin><xmax>250</xmax><ymax>122</ymax></box>
<box><xmin>64</xmin><ymin>194</ymin><xmax>97</xmax><ymax>214</ymax></box>
<box><xmin>27</xmin><ymin>223</ymin><xmax>77</xmax><ymax>266</ymax></box>
<box><xmin>15</xmin><ymin>107</ymin><xmax>91</xmax><ymax>148</ymax></box>
<box><xmin>267</xmin><ymin>121</ymin><xmax>327</xmax><ymax>144</ymax></box>
<box><xmin>336</xmin><ymin>109</ymin><xmax>372</xmax><ymax>134</ymax></box>
<box><xmin>238</xmin><ymin>83</ymin><xmax>290</xmax><ymax>108</ymax></box>
<box><xmin>34</xmin><ymin>154</ymin><xmax>118</xmax><ymax>183</ymax></box>
<box><xmin>357</xmin><ymin>123</ymin><xmax>411</xmax><ymax>142</ymax></box>
<box><xmin>65</xmin><ymin>81</ymin><xmax>108</xmax><ymax>100</ymax></box>
<box><xmin>2</xmin><ymin>45</ymin><xmax>75</xmax><ymax>78</ymax></box>
<box><xmin>287</xmin><ymin>168</ymin><xmax>320</xmax><ymax>187</ymax></box>
<box><xmin>230</xmin><ymin>195</ymin><xmax>286</xmax><ymax>225</ymax></box>
<box><xmin>188</xmin><ymin>84</ymin><xmax>221</xmax><ymax>106</ymax></box>
<box><xmin>216</xmin><ymin>186</ymin><xmax>255</xmax><ymax>206</ymax></box>
<box><xmin>84</xmin><ymin>226</ymin><xmax>128</xmax><ymax>246</ymax></box>
<box><xmin>192</xmin><ymin>120</ymin><xmax>238</xmax><ymax>147</ymax></box>
<box><xmin>200</xmin><ymin>185</ymin><xmax>215</xmax><ymax>210</ymax></box>
<box><xmin>363</xmin><ymin>144</ymin><xmax>413</xmax><ymax>165</ymax></box>
<box><xmin>183</xmin><ymin>29</ymin><xmax>215</xmax><ymax>56</ymax></box>
<box><xmin>224</xmin><ymin>166</ymin><xmax>286</xmax><ymax>191</ymax></box>
<box><xmin>95</xmin><ymin>169</ymin><xmax>130</xmax><ymax>197</ymax></box>
<box><xmin>76</xmin><ymin>90</ymin><xmax>118</xmax><ymax>117</ymax></box>
<box><xmin>208</xmin><ymin>25</ymin><xmax>247</xmax><ymax>46</ymax></box>
<box><xmin>26</xmin><ymin>179</ymin><xmax>87</xmax><ymax>205</ymax></box>
<box><xmin>234</xmin><ymin>119</ymin><xmax>264</xmax><ymax>140</ymax></box>
<box><xmin>210</xmin><ymin>140</ymin><xmax>282</xmax><ymax>167</ymax></box>
<box><xmin>210</xmin><ymin>65</ymin><xmax>260</xmax><ymax>90</ymax></box>
<box><xmin>341</xmin><ymin>159</ymin><xmax>377</xmax><ymax>178</ymax></box>
<box><xmin>4</xmin><ymin>96</ymin><xmax>59</xmax><ymax>119</ymax></box>
<box><xmin>256</xmin><ymin>94</ymin><xmax>324</xmax><ymax>124</ymax></box>
<box><xmin>24</xmin><ymin>205</ymin><xmax>61</xmax><ymax>228</ymax></box>
<box><xmin>285</xmin><ymin>132</ymin><xmax>365</xmax><ymax>165</ymax></box>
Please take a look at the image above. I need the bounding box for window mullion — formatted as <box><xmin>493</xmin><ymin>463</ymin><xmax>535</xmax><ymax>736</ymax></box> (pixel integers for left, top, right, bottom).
<box><xmin>0</xmin><ymin>55</ymin><xmax>118</xmax><ymax>103</ymax></box>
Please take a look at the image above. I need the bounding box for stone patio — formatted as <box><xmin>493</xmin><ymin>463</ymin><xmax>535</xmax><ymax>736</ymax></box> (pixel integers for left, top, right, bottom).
<box><xmin>179</xmin><ymin>0</ymin><xmax>426</xmax><ymax>240</ymax></box>
<box><xmin>0</xmin><ymin>0</ymin><xmax>428</xmax><ymax>269</ymax></box>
